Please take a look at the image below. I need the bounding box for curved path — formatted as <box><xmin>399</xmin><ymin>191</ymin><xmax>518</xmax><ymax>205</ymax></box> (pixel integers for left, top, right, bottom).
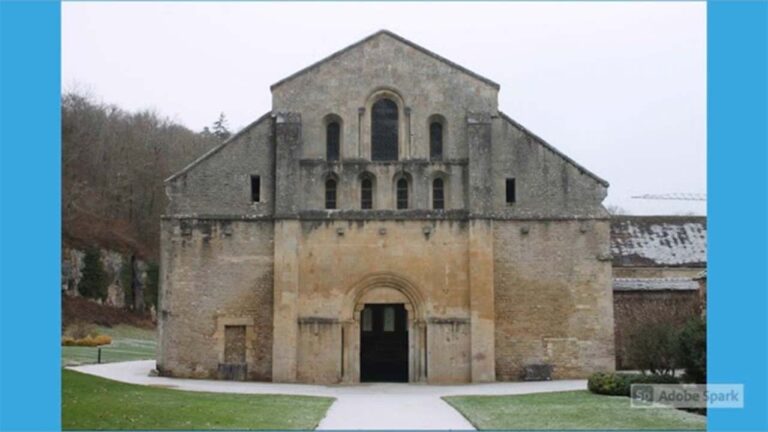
<box><xmin>70</xmin><ymin>360</ymin><xmax>586</xmax><ymax>430</ymax></box>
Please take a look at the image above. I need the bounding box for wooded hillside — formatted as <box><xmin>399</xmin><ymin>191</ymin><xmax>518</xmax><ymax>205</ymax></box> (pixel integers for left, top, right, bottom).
<box><xmin>62</xmin><ymin>92</ymin><xmax>221</xmax><ymax>260</ymax></box>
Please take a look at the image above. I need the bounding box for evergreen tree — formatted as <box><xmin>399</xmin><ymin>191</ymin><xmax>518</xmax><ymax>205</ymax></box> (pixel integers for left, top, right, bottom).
<box><xmin>212</xmin><ymin>112</ymin><xmax>231</xmax><ymax>140</ymax></box>
<box><xmin>78</xmin><ymin>248</ymin><xmax>108</xmax><ymax>300</ymax></box>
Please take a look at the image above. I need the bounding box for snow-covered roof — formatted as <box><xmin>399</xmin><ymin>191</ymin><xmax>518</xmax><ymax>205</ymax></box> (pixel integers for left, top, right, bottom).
<box><xmin>610</xmin><ymin>216</ymin><xmax>707</xmax><ymax>268</ymax></box>
<box><xmin>613</xmin><ymin>277</ymin><xmax>699</xmax><ymax>291</ymax></box>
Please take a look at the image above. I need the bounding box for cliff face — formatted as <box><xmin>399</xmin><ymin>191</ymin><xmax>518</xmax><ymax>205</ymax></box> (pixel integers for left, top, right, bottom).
<box><xmin>61</xmin><ymin>92</ymin><xmax>219</xmax><ymax>317</ymax></box>
<box><xmin>62</xmin><ymin>246</ymin><xmax>156</xmax><ymax>314</ymax></box>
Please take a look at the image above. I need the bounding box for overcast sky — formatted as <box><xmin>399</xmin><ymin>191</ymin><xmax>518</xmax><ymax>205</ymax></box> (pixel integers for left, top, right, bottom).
<box><xmin>62</xmin><ymin>2</ymin><xmax>706</xmax><ymax>215</ymax></box>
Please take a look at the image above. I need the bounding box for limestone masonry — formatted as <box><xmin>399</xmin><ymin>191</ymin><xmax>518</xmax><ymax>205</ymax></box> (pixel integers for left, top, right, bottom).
<box><xmin>158</xmin><ymin>30</ymin><xmax>615</xmax><ymax>383</ymax></box>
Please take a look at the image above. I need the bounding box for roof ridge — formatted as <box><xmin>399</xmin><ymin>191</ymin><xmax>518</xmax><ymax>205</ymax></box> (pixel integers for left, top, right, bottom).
<box><xmin>614</xmin><ymin>277</ymin><xmax>696</xmax><ymax>281</ymax></box>
<box><xmin>270</xmin><ymin>29</ymin><xmax>500</xmax><ymax>91</ymax></box>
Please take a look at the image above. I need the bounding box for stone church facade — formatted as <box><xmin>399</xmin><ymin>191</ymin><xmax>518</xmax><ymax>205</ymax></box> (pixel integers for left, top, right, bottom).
<box><xmin>158</xmin><ymin>30</ymin><xmax>615</xmax><ymax>384</ymax></box>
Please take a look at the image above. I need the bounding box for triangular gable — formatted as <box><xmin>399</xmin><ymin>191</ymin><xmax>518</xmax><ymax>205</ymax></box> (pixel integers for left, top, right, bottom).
<box><xmin>165</xmin><ymin>112</ymin><xmax>271</xmax><ymax>183</ymax></box>
<box><xmin>499</xmin><ymin>112</ymin><xmax>609</xmax><ymax>188</ymax></box>
<box><xmin>270</xmin><ymin>30</ymin><xmax>500</xmax><ymax>91</ymax></box>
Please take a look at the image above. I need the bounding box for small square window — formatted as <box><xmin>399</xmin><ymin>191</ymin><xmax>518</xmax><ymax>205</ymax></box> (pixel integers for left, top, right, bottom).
<box><xmin>506</xmin><ymin>178</ymin><xmax>516</xmax><ymax>204</ymax></box>
<box><xmin>250</xmin><ymin>175</ymin><xmax>261</xmax><ymax>202</ymax></box>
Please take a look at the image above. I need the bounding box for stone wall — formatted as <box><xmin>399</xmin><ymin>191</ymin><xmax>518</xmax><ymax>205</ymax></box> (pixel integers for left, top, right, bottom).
<box><xmin>157</xmin><ymin>218</ymin><xmax>274</xmax><ymax>380</ymax></box>
<box><xmin>289</xmin><ymin>219</ymin><xmax>473</xmax><ymax>384</ymax></box>
<box><xmin>493</xmin><ymin>220</ymin><xmax>615</xmax><ymax>380</ymax></box>
<box><xmin>166</xmin><ymin>114</ymin><xmax>274</xmax><ymax>217</ymax></box>
<box><xmin>271</xmin><ymin>31</ymin><xmax>499</xmax><ymax>162</ymax></box>
<box><xmin>490</xmin><ymin>115</ymin><xmax>609</xmax><ymax>218</ymax></box>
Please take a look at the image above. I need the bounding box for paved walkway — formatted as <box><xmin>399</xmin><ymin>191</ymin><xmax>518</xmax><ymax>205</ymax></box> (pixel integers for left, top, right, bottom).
<box><xmin>70</xmin><ymin>360</ymin><xmax>586</xmax><ymax>430</ymax></box>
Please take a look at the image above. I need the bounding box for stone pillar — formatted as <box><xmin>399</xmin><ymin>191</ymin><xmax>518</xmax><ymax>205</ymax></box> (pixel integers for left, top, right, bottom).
<box><xmin>341</xmin><ymin>319</ymin><xmax>360</xmax><ymax>384</ymax></box>
<box><xmin>468</xmin><ymin>220</ymin><xmax>496</xmax><ymax>382</ymax></box>
<box><xmin>467</xmin><ymin>112</ymin><xmax>496</xmax><ymax>382</ymax></box>
<box><xmin>271</xmin><ymin>220</ymin><xmax>300</xmax><ymax>382</ymax></box>
<box><xmin>467</xmin><ymin>112</ymin><xmax>494</xmax><ymax>216</ymax></box>
<box><xmin>272</xmin><ymin>112</ymin><xmax>302</xmax><ymax>382</ymax></box>
<box><xmin>274</xmin><ymin>112</ymin><xmax>301</xmax><ymax>217</ymax></box>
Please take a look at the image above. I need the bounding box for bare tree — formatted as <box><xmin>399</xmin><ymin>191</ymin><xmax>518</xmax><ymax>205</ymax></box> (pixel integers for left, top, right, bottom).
<box><xmin>62</xmin><ymin>91</ymin><xmax>220</xmax><ymax>260</ymax></box>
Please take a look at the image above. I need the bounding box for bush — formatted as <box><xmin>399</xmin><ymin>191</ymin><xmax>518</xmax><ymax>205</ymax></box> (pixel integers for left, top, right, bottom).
<box><xmin>78</xmin><ymin>248</ymin><xmax>108</xmax><ymax>300</ymax></box>
<box><xmin>65</xmin><ymin>321</ymin><xmax>97</xmax><ymax>339</ymax></box>
<box><xmin>588</xmin><ymin>372</ymin><xmax>629</xmax><ymax>395</ymax></box>
<box><xmin>145</xmin><ymin>262</ymin><xmax>159</xmax><ymax>309</ymax></box>
<box><xmin>588</xmin><ymin>372</ymin><xmax>679</xmax><ymax>396</ymax></box>
<box><xmin>61</xmin><ymin>334</ymin><xmax>112</xmax><ymax>347</ymax></box>
<box><xmin>677</xmin><ymin>316</ymin><xmax>706</xmax><ymax>383</ymax></box>
<box><xmin>625</xmin><ymin>321</ymin><xmax>680</xmax><ymax>376</ymax></box>
<box><xmin>62</xmin><ymin>322</ymin><xmax>112</xmax><ymax>347</ymax></box>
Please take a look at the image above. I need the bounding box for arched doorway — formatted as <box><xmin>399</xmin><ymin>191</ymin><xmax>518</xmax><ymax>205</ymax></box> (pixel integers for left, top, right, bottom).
<box><xmin>360</xmin><ymin>303</ymin><xmax>408</xmax><ymax>382</ymax></box>
<box><xmin>341</xmin><ymin>273</ymin><xmax>427</xmax><ymax>383</ymax></box>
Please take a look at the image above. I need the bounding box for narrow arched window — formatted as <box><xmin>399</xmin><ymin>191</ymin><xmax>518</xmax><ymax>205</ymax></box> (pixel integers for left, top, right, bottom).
<box><xmin>371</xmin><ymin>98</ymin><xmax>399</xmax><ymax>161</ymax></box>
<box><xmin>325</xmin><ymin>178</ymin><xmax>337</xmax><ymax>209</ymax></box>
<box><xmin>432</xmin><ymin>178</ymin><xmax>445</xmax><ymax>210</ymax></box>
<box><xmin>430</xmin><ymin>122</ymin><xmax>443</xmax><ymax>160</ymax></box>
<box><xmin>361</xmin><ymin>178</ymin><xmax>373</xmax><ymax>210</ymax></box>
<box><xmin>396</xmin><ymin>178</ymin><xmax>408</xmax><ymax>210</ymax></box>
<box><xmin>326</xmin><ymin>121</ymin><xmax>340</xmax><ymax>161</ymax></box>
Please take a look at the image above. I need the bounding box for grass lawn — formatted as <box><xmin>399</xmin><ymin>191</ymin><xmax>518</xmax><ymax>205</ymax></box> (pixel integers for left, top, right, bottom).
<box><xmin>62</xmin><ymin>325</ymin><xmax>156</xmax><ymax>367</ymax></box>
<box><xmin>444</xmin><ymin>390</ymin><xmax>706</xmax><ymax>430</ymax></box>
<box><xmin>62</xmin><ymin>369</ymin><xmax>334</xmax><ymax>430</ymax></box>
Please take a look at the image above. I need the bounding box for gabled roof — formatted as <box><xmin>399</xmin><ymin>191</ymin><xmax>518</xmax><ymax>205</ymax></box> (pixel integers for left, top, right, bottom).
<box><xmin>611</xmin><ymin>216</ymin><xmax>707</xmax><ymax>268</ymax></box>
<box><xmin>270</xmin><ymin>30</ymin><xmax>501</xmax><ymax>91</ymax></box>
<box><xmin>499</xmin><ymin>112</ymin><xmax>610</xmax><ymax>187</ymax></box>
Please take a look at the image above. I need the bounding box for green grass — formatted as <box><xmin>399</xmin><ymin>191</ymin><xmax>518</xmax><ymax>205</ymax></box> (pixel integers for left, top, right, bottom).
<box><xmin>62</xmin><ymin>369</ymin><xmax>334</xmax><ymax>430</ymax></box>
<box><xmin>62</xmin><ymin>325</ymin><xmax>156</xmax><ymax>367</ymax></box>
<box><xmin>444</xmin><ymin>390</ymin><xmax>706</xmax><ymax>430</ymax></box>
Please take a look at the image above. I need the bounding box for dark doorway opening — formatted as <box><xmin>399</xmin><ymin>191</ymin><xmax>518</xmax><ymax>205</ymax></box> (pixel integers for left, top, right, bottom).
<box><xmin>360</xmin><ymin>303</ymin><xmax>408</xmax><ymax>382</ymax></box>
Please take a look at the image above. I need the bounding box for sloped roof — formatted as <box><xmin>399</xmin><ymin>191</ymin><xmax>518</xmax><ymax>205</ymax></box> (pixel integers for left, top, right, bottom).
<box><xmin>611</xmin><ymin>216</ymin><xmax>707</xmax><ymax>267</ymax></box>
<box><xmin>270</xmin><ymin>30</ymin><xmax>500</xmax><ymax>91</ymax></box>
<box><xmin>613</xmin><ymin>277</ymin><xmax>699</xmax><ymax>291</ymax></box>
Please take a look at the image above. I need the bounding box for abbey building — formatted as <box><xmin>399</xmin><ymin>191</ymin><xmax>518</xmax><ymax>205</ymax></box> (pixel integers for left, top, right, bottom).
<box><xmin>158</xmin><ymin>30</ymin><xmax>615</xmax><ymax>384</ymax></box>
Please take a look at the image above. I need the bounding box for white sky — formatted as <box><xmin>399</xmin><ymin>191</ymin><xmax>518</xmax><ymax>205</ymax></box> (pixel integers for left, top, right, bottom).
<box><xmin>62</xmin><ymin>1</ymin><xmax>706</xmax><ymax>215</ymax></box>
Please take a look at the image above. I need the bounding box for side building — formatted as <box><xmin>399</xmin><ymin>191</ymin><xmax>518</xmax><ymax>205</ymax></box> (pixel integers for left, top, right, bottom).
<box><xmin>610</xmin><ymin>216</ymin><xmax>707</xmax><ymax>369</ymax></box>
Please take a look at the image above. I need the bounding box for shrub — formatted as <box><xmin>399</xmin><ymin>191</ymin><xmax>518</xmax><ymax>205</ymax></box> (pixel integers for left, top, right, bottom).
<box><xmin>678</xmin><ymin>316</ymin><xmax>706</xmax><ymax>383</ymax></box>
<box><xmin>145</xmin><ymin>262</ymin><xmax>160</xmax><ymax>309</ymax></box>
<box><xmin>588</xmin><ymin>372</ymin><xmax>679</xmax><ymax>396</ymax></box>
<box><xmin>61</xmin><ymin>333</ymin><xmax>112</xmax><ymax>347</ymax></box>
<box><xmin>588</xmin><ymin>372</ymin><xmax>628</xmax><ymax>395</ymax></box>
<box><xmin>625</xmin><ymin>321</ymin><xmax>680</xmax><ymax>376</ymax></box>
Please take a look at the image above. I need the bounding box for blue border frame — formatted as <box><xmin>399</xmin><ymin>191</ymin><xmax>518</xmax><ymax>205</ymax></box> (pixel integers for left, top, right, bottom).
<box><xmin>1</xmin><ymin>1</ymin><xmax>62</xmax><ymax>430</ymax></box>
<box><xmin>708</xmin><ymin>0</ymin><xmax>768</xmax><ymax>430</ymax></box>
<box><xmin>1</xmin><ymin>0</ymin><xmax>767</xmax><ymax>430</ymax></box>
